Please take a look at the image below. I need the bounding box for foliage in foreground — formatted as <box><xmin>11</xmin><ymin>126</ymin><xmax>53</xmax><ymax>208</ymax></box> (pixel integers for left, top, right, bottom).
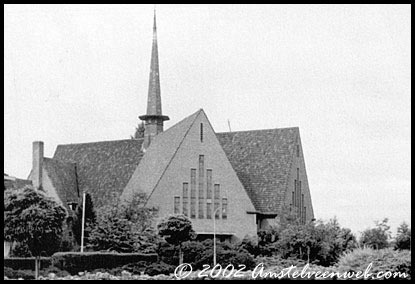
<box><xmin>87</xmin><ymin>193</ymin><xmax>159</xmax><ymax>253</ymax></box>
<box><xmin>157</xmin><ymin>214</ymin><xmax>195</xmax><ymax>264</ymax></box>
<box><xmin>337</xmin><ymin>247</ymin><xmax>411</xmax><ymax>280</ymax></box>
<box><xmin>4</xmin><ymin>186</ymin><xmax>67</xmax><ymax>278</ymax></box>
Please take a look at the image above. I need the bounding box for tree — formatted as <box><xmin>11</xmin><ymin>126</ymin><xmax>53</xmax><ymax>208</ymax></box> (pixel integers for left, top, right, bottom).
<box><xmin>395</xmin><ymin>222</ymin><xmax>411</xmax><ymax>250</ymax></box>
<box><xmin>88</xmin><ymin>193</ymin><xmax>159</xmax><ymax>253</ymax></box>
<box><xmin>72</xmin><ymin>193</ymin><xmax>97</xmax><ymax>246</ymax></box>
<box><xmin>157</xmin><ymin>214</ymin><xmax>195</xmax><ymax>265</ymax></box>
<box><xmin>4</xmin><ymin>186</ymin><xmax>67</xmax><ymax>279</ymax></box>
<box><xmin>131</xmin><ymin>122</ymin><xmax>145</xmax><ymax>139</ymax></box>
<box><xmin>360</xmin><ymin>218</ymin><xmax>391</xmax><ymax>249</ymax></box>
<box><xmin>274</xmin><ymin>218</ymin><xmax>357</xmax><ymax>266</ymax></box>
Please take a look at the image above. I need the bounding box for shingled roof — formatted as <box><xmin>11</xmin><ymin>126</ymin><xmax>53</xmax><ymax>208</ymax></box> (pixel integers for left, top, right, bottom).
<box><xmin>4</xmin><ymin>175</ymin><xmax>32</xmax><ymax>191</ymax></box>
<box><xmin>216</xmin><ymin>127</ymin><xmax>299</xmax><ymax>214</ymax></box>
<box><xmin>53</xmin><ymin>139</ymin><xmax>145</xmax><ymax>208</ymax></box>
<box><xmin>43</xmin><ymin>158</ymin><xmax>79</xmax><ymax>205</ymax></box>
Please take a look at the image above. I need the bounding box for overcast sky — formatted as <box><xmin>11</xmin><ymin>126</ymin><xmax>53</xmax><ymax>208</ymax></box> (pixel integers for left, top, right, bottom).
<box><xmin>4</xmin><ymin>4</ymin><xmax>411</xmax><ymax>236</ymax></box>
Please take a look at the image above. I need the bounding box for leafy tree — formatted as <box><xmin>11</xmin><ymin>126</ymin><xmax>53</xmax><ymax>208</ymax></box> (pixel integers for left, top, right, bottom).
<box><xmin>88</xmin><ymin>193</ymin><xmax>159</xmax><ymax>253</ymax></box>
<box><xmin>157</xmin><ymin>214</ymin><xmax>195</xmax><ymax>264</ymax></box>
<box><xmin>4</xmin><ymin>186</ymin><xmax>67</xmax><ymax>279</ymax></box>
<box><xmin>72</xmin><ymin>193</ymin><xmax>97</xmax><ymax>246</ymax></box>
<box><xmin>395</xmin><ymin>222</ymin><xmax>411</xmax><ymax>250</ymax></box>
<box><xmin>274</xmin><ymin>218</ymin><xmax>357</xmax><ymax>266</ymax></box>
<box><xmin>360</xmin><ymin>218</ymin><xmax>391</xmax><ymax>249</ymax></box>
<box><xmin>131</xmin><ymin>122</ymin><xmax>145</xmax><ymax>139</ymax></box>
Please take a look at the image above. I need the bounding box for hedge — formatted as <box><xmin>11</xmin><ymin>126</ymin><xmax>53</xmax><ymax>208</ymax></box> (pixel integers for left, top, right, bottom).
<box><xmin>51</xmin><ymin>252</ymin><xmax>158</xmax><ymax>274</ymax></box>
<box><xmin>4</xmin><ymin>257</ymin><xmax>52</xmax><ymax>270</ymax></box>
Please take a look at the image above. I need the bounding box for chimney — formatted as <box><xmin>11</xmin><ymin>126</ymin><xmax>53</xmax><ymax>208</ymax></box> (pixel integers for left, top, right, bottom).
<box><xmin>32</xmin><ymin>141</ymin><xmax>44</xmax><ymax>189</ymax></box>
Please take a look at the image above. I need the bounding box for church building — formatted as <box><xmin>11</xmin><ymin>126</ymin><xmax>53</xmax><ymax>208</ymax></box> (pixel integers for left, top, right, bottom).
<box><xmin>27</xmin><ymin>10</ymin><xmax>314</xmax><ymax>241</ymax></box>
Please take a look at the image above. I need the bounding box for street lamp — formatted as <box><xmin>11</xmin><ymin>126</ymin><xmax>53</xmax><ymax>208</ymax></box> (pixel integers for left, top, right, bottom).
<box><xmin>213</xmin><ymin>207</ymin><xmax>221</xmax><ymax>266</ymax></box>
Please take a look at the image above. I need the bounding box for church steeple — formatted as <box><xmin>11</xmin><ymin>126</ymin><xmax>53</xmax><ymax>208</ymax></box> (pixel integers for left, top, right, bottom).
<box><xmin>139</xmin><ymin>7</ymin><xmax>169</xmax><ymax>150</ymax></box>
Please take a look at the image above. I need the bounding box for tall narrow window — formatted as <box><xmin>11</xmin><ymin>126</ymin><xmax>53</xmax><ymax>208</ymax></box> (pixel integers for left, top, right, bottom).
<box><xmin>296</xmin><ymin>145</ymin><xmax>300</xmax><ymax>157</ymax></box>
<box><xmin>292</xmin><ymin>191</ymin><xmax>295</xmax><ymax>207</ymax></box>
<box><xmin>294</xmin><ymin>180</ymin><xmax>297</xmax><ymax>207</ymax></box>
<box><xmin>297</xmin><ymin>168</ymin><xmax>300</xmax><ymax>180</ymax></box>
<box><xmin>174</xmin><ymin>196</ymin><xmax>181</xmax><ymax>214</ymax></box>
<box><xmin>303</xmin><ymin>207</ymin><xmax>306</xmax><ymax>224</ymax></box>
<box><xmin>198</xmin><ymin>155</ymin><xmax>204</xmax><ymax>218</ymax></box>
<box><xmin>200</xmin><ymin>123</ymin><xmax>204</xmax><ymax>142</ymax></box>
<box><xmin>182</xmin><ymin>183</ymin><xmax>189</xmax><ymax>217</ymax></box>
<box><xmin>190</xmin><ymin>169</ymin><xmax>196</xmax><ymax>218</ymax></box>
<box><xmin>214</xmin><ymin>184</ymin><xmax>220</xmax><ymax>219</ymax></box>
<box><xmin>222</xmin><ymin>198</ymin><xmax>228</xmax><ymax>219</ymax></box>
<box><xmin>301</xmin><ymin>193</ymin><xmax>304</xmax><ymax>220</ymax></box>
<box><xmin>298</xmin><ymin>181</ymin><xmax>302</xmax><ymax>216</ymax></box>
<box><xmin>206</xmin><ymin>170</ymin><xmax>212</xmax><ymax>200</ymax></box>
<box><xmin>206</xmin><ymin>169</ymin><xmax>213</xmax><ymax>219</ymax></box>
<box><xmin>207</xmin><ymin>201</ymin><xmax>212</xmax><ymax>219</ymax></box>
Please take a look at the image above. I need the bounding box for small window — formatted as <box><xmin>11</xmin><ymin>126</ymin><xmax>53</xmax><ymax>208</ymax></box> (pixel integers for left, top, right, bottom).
<box><xmin>296</xmin><ymin>145</ymin><xmax>300</xmax><ymax>157</ymax></box>
<box><xmin>174</xmin><ymin>196</ymin><xmax>181</xmax><ymax>214</ymax></box>
<box><xmin>222</xmin><ymin>198</ymin><xmax>228</xmax><ymax>219</ymax></box>
<box><xmin>297</xmin><ymin>168</ymin><xmax>299</xmax><ymax>180</ymax></box>
<box><xmin>200</xmin><ymin>123</ymin><xmax>204</xmax><ymax>142</ymax></box>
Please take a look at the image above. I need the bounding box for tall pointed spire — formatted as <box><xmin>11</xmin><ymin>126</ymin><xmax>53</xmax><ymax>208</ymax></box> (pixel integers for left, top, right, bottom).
<box><xmin>139</xmin><ymin>7</ymin><xmax>169</xmax><ymax>150</ymax></box>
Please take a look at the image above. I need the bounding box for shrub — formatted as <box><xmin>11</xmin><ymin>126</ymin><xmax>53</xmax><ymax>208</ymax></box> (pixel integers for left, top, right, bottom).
<box><xmin>120</xmin><ymin>261</ymin><xmax>152</xmax><ymax>275</ymax></box>
<box><xmin>192</xmin><ymin>240</ymin><xmax>256</xmax><ymax>270</ymax></box>
<box><xmin>337</xmin><ymin>247</ymin><xmax>411</xmax><ymax>280</ymax></box>
<box><xmin>255</xmin><ymin>255</ymin><xmax>307</xmax><ymax>269</ymax></box>
<box><xmin>10</xmin><ymin>242</ymin><xmax>32</xmax><ymax>257</ymax></box>
<box><xmin>4</xmin><ymin>257</ymin><xmax>52</xmax><ymax>270</ymax></box>
<box><xmin>145</xmin><ymin>262</ymin><xmax>176</xmax><ymax>276</ymax></box>
<box><xmin>51</xmin><ymin>252</ymin><xmax>158</xmax><ymax>274</ymax></box>
<box><xmin>4</xmin><ymin>267</ymin><xmax>35</xmax><ymax>280</ymax></box>
<box><xmin>40</xmin><ymin>266</ymin><xmax>70</xmax><ymax>278</ymax></box>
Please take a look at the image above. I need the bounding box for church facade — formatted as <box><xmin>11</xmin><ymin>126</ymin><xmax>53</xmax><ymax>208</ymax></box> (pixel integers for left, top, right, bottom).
<box><xmin>27</xmin><ymin>11</ymin><xmax>314</xmax><ymax>241</ymax></box>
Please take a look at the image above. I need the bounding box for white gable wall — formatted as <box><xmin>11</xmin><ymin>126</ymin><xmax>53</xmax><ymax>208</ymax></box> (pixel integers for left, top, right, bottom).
<box><xmin>146</xmin><ymin>110</ymin><xmax>257</xmax><ymax>240</ymax></box>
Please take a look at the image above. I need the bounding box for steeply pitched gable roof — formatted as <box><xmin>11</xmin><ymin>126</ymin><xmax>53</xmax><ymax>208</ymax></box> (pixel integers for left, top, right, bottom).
<box><xmin>53</xmin><ymin>139</ymin><xmax>145</xmax><ymax>208</ymax></box>
<box><xmin>43</xmin><ymin>158</ymin><xmax>79</xmax><ymax>205</ymax></box>
<box><xmin>121</xmin><ymin>110</ymin><xmax>201</xmax><ymax>201</ymax></box>
<box><xmin>216</xmin><ymin>127</ymin><xmax>299</xmax><ymax>214</ymax></box>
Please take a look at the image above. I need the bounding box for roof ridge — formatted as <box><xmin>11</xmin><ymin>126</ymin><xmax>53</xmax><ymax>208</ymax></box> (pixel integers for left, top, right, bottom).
<box><xmin>56</xmin><ymin>138</ymin><xmax>144</xmax><ymax>147</ymax></box>
<box><xmin>216</xmin><ymin>126</ymin><xmax>299</xmax><ymax>135</ymax></box>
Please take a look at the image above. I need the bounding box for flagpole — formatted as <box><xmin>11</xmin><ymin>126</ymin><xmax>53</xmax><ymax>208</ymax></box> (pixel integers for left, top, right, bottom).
<box><xmin>81</xmin><ymin>191</ymin><xmax>86</xmax><ymax>252</ymax></box>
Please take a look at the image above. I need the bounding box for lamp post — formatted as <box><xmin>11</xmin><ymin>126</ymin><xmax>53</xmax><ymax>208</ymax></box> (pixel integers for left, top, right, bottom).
<box><xmin>80</xmin><ymin>191</ymin><xmax>86</xmax><ymax>253</ymax></box>
<box><xmin>213</xmin><ymin>207</ymin><xmax>221</xmax><ymax>266</ymax></box>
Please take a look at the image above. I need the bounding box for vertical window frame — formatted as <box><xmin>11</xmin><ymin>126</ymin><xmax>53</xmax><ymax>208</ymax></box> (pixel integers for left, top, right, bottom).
<box><xmin>182</xmin><ymin>182</ymin><xmax>189</xmax><ymax>217</ymax></box>
<box><xmin>222</xmin><ymin>198</ymin><xmax>228</xmax><ymax>219</ymax></box>
<box><xmin>174</xmin><ymin>196</ymin><xmax>181</xmax><ymax>214</ymax></box>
